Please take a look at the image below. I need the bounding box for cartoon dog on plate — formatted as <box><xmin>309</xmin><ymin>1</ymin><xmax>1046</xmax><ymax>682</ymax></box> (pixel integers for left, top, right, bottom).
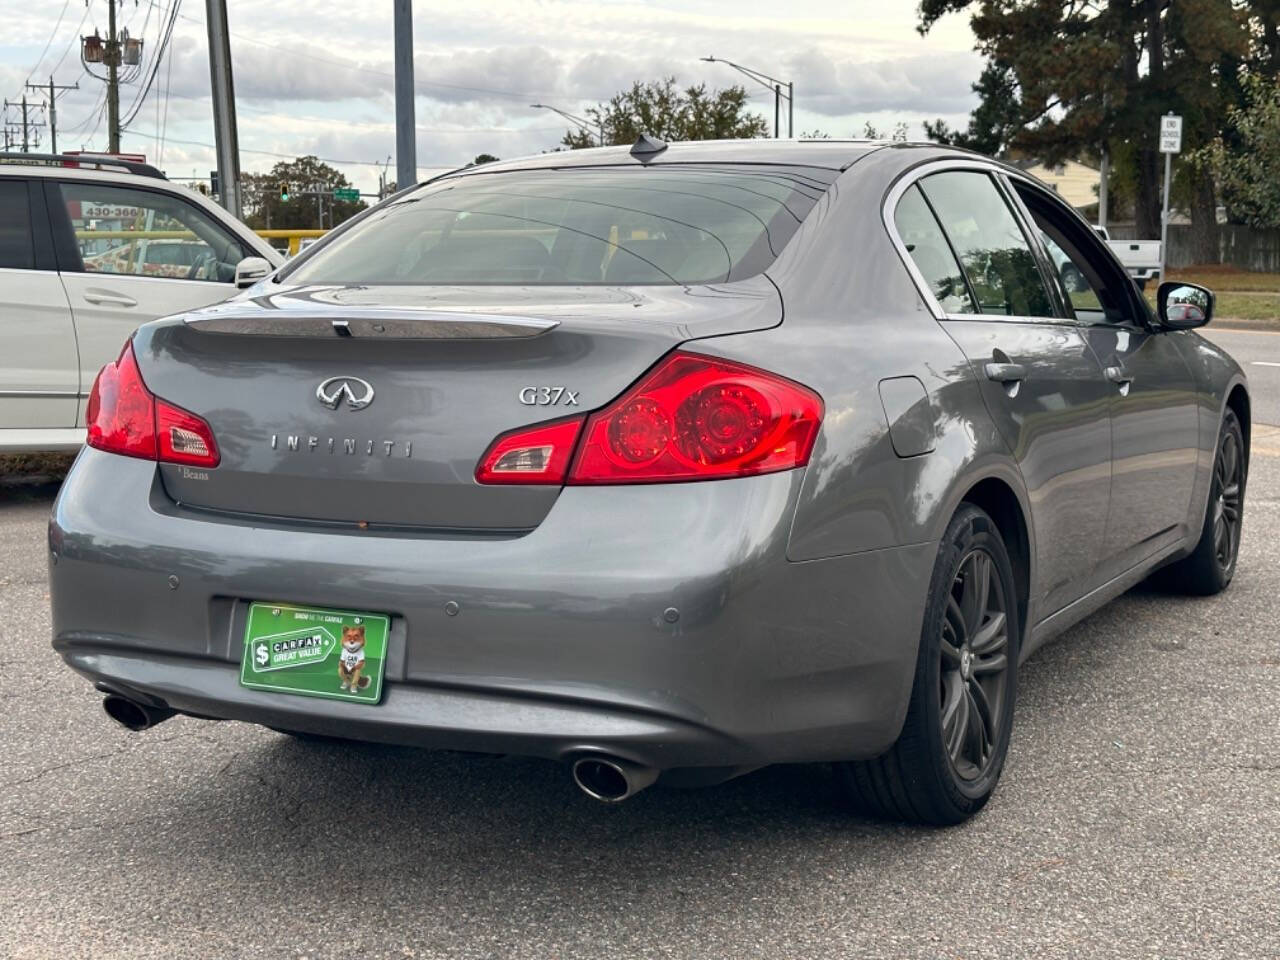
<box><xmin>338</xmin><ymin>624</ymin><xmax>371</xmax><ymax>692</ymax></box>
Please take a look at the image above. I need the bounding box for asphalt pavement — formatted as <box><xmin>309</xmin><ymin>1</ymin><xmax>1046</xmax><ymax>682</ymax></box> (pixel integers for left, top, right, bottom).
<box><xmin>2</xmin><ymin>329</ymin><xmax>1278</xmax><ymax>959</ymax></box>
<box><xmin>1203</xmin><ymin>326</ymin><xmax>1280</xmax><ymax>426</ymax></box>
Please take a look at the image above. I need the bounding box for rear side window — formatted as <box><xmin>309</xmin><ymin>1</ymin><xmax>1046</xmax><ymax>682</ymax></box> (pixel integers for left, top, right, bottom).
<box><xmin>55</xmin><ymin>182</ymin><xmax>249</xmax><ymax>282</ymax></box>
<box><xmin>893</xmin><ymin>185</ymin><xmax>976</xmax><ymax>314</ymax></box>
<box><xmin>0</xmin><ymin>179</ymin><xmax>34</xmax><ymax>270</ymax></box>
<box><xmin>917</xmin><ymin>171</ymin><xmax>1053</xmax><ymax>318</ymax></box>
<box><xmin>285</xmin><ymin>164</ymin><xmax>837</xmax><ymax>286</ymax></box>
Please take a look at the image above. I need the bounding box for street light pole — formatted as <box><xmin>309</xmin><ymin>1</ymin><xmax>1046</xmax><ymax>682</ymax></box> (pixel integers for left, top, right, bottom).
<box><xmin>700</xmin><ymin>56</ymin><xmax>794</xmax><ymax>138</ymax></box>
<box><xmin>205</xmin><ymin>0</ymin><xmax>241</xmax><ymax>217</ymax></box>
<box><xmin>530</xmin><ymin>103</ymin><xmax>602</xmax><ymax>146</ymax></box>
<box><xmin>394</xmin><ymin>0</ymin><xmax>416</xmax><ymax>189</ymax></box>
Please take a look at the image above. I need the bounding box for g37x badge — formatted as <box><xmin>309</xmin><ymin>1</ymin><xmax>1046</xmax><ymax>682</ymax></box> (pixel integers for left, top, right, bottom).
<box><xmin>519</xmin><ymin>386</ymin><xmax>580</xmax><ymax>406</ymax></box>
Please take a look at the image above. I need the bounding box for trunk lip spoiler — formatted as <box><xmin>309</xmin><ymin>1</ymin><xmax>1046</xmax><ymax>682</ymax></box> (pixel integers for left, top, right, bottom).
<box><xmin>182</xmin><ymin>308</ymin><xmax>560</xmax><ymax>340</ymax></box>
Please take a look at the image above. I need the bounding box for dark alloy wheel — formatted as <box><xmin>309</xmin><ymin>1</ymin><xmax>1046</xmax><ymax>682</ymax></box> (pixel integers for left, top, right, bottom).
<box><xmin>1157</xmin><ymin>407</ymin><xmax>1247</xmax><ymax>596</ymax></box>
<box><xmin>940</xmin><ymin>548</ymin><xmax>1010</xmax><ymax>783</ymax></box>
<box><xmin>1211</xmin><ymin>423</ymin><xmax>1243</xmax><ymax>576</ymax></box>
<box><xmin>839</xmin><ymin>503</ymin><xmax>1020</xmax><ymax>825</ymax></box>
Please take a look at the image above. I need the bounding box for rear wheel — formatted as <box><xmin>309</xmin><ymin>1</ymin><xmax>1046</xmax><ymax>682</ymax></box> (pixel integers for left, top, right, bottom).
<box><xmin>838</xmin><ymin>504</ymin><xmax>1020</xmax><ymax>825</ymax></box>
<box><xmin>1157</xmin><ymin>408</ymin><xmax>1246</xmax><ymax>595</ymax></box>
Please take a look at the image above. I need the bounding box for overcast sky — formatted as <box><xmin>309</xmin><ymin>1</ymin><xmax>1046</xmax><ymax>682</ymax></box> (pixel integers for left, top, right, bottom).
<box><xmin>1</xmin><ymin>0</ymin><xmax>982</xmax><ymax>193</ymax></box>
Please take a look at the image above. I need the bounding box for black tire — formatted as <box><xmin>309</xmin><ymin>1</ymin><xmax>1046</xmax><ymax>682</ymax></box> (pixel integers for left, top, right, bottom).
<box><xmin>1156</xmin><ymin>408</ymin><xmax>1246</xmax><ymax>596</ymax></box>
<box><xmin>838</xmin><ymin>504</ymin><xmax>1020</xmax><ymax>826</ymax></box>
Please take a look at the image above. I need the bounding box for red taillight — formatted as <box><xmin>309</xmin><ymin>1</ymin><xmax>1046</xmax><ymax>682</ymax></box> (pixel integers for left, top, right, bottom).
<box><xmin>156</xmin><ymin>401</ymin><xmax>220</xmax><ymax>467</ymax></box>
<box><xmin>85</xmin><ymin>340</ymin><xmax>220</xmax><ymax>468</ymax></box>
<box><xmin>475</xmin><ymin>416</ymin><xmax>584</xmax><ymax>485</ymax></box>
<box><xmin>569</xmin><ymin>352</ymin><xmax>822</xmax><ymax>484</ymax></box>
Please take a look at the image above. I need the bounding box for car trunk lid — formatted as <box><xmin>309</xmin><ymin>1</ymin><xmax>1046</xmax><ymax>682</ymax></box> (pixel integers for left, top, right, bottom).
<box><xmin>134</xmin><ymin>280</ymin><xmax>782</xmax><ymax>531</ymax></box>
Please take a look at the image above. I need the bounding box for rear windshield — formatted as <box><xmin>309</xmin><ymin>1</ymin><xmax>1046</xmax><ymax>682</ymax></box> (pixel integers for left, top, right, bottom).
<box><xmin>284</xmin><ymin>164</ymin><xmax>837</xmax><ymax>286</ymax></box>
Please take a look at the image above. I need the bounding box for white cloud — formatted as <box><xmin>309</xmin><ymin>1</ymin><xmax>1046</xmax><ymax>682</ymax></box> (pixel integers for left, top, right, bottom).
<box><xmin>2</xmin><ymin>0</ymin><xmax>984</xmax><ymax>192</ymax></box>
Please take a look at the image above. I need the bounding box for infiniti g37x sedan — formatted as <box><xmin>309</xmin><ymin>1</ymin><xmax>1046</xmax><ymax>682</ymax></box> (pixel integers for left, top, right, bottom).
<box><xmin>49</xmin><ymin>139</ymin><xmax>1249</xmax><ymax>825</ymax></box>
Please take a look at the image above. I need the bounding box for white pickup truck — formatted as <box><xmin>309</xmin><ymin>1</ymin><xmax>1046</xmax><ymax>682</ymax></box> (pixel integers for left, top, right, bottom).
<box><xmin>1094</xmin><ymin>226</ymin><xmax>1161</xmax><ymax>289</ymax></box>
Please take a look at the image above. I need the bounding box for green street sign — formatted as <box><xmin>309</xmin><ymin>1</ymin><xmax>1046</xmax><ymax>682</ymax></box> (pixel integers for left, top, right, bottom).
<box><xmin>334</xmin><ymin>187</ymin><xmax>360</xmax><ymax>202</ymax></box>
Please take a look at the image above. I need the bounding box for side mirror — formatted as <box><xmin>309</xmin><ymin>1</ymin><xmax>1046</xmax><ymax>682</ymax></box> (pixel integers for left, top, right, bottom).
<box><xmin>1157</xmin><ymin>281</ymin><xmax>1214</xmax><ymax>330</ymax></box>
<box><xmin>234</xmin><ymin>256</ymin><xmax>273</xmax><ymax>289</ymax></box>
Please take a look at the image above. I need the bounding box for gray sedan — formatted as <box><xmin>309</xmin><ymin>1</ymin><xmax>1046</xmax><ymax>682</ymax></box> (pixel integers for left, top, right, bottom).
<box><xmin>48</xmin><ymin>139</ymin><xmax>1250</xmax><ymax>825</ymax></box>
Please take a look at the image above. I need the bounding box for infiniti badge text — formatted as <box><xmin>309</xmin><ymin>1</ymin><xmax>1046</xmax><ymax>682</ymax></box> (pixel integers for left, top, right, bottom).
<box><xmin>270</xmin><ymin>435</ymin><xmax>412</xmax><ymax>458</ymax></box>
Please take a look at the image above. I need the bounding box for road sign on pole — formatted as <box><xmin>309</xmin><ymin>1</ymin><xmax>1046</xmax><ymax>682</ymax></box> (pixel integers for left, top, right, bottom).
<box><xmin>334</xmin><ymin>187</ymin><xmax>359</xmax><ymax>202</ymax></box>
<box><xmin>1158</xmin><ymin>113</ymin><xmax>1182</xmax><ymax>284</ymax></box>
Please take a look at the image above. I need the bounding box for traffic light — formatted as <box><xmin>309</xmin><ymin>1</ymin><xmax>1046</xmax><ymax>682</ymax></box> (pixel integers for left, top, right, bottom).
<box><xmin>210</xmin><ymin>170</ymin><xmax>219</xmax><ymax>197</ymax></box>
<box><xmin>280</xmin><ymin>182</ymin><xmax>290</xmax><ymax>202</ymax></box>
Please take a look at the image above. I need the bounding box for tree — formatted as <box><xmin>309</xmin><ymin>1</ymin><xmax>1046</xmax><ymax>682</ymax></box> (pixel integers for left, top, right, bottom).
<box><xmin>1200</xmin><ymin>74</ymin><xmax>1280</xmax><ymax>228</ymax></box>
<box><xmin>918</xmin><ymin>0</ymin><xmax>1253</xmax><ymax>256</ymax></box>
<box><xmin>924</xmin><ymin>60</ymin><xmax>1022</xmax><ymax>155</ymax></box>
<box><xmin>861</xmin><ymin>121</ymin><xmax>910</xmax><ymax>141</ymax></box>
<box><xmin>561</xmin><ymin>78</ymin><xmax>769</xmax><ymax>148</ymax></box>
<box><xmin>242</xmin><ymin>156</ymin><xmax>367</xmax><ymax>230</ymax></box>
<box><xmin>471</xmin><ymin>153</ymin><xmax>499</xmax><ymax>165</ymax></box>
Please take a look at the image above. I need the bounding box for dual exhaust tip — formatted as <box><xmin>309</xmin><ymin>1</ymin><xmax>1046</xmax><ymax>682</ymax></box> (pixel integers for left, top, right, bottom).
<box><xmin>102</xmin><ymin>694</ymin><xmax>658</xmax><ymax>801</ymax></box>
<box><xmin>102</xmin><ymin>694</ymin><xmax>174</xmax><ymax>731</ymax></box>
<box><xmin>571</xmin><ymin>755</ymin><xmax>658</xmax><ymax>803</ymax></box>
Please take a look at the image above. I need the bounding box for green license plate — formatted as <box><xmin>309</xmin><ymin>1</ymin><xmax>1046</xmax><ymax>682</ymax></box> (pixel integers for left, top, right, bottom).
<box><xmin>239</xmin><ymin>602</ymin><xmax>389</xmax><ymax>704</ymax></box>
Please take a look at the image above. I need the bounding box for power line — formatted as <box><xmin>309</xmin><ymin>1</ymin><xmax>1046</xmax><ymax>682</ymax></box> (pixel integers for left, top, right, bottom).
<box><xmin>14</xmin><ymin>0</ymin><xmax>73</xmax><ymax>95</ymax></box>
<box><xmin>49</xmin><ymin>7</ymin><xmax>92</xmax><ymax>76</ymax></box>
<box><xmin>120</xmin><ymin>0</ymin><xmax>181</xmax><ymax>128</ymax></box>
<box><xmin>122</xmin><ymin>126</ymin><xmax>457</xmax><ymax>168</ymax></box>
<box><xmin>158</xmin><ymin>7</ymin><xmax>174</xmax><ymax>166</ymax></box>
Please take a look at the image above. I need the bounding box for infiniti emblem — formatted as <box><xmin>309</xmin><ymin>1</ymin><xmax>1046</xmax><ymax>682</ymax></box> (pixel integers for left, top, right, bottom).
<box><xmin>316</xmin><ymin>376</ymin><xmax>375</xmax><ymax>410</ymax></box>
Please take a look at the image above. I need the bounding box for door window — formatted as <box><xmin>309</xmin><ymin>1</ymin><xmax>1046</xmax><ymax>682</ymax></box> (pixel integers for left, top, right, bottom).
<box><xmin>893</xmin><ymin>185</ymin><xmax>977</xmax><ymax>314</ymax></box>
<box><xmin>1038</xmin><ymin>230</ymin><xmax>1105</xmax><ymax>320</ymax></box>
<box><xmin>0</xmin><ymin>179</ymin><xmax>35</xmax><ymax>270</ymax></box>
<box><xmin>1015</xmin><ymin>182</ymin><xmax>1140</xmax><ymax>326</ymax></box>
<box><xmin>918</xmin><ymin>171</ymin><xmax>1054</xmax><ymax>318</ymax></box>
<box><xmin>55</xmin><ymin>182</ymin><xmax>248</xmax><ymax>282</ymax></box>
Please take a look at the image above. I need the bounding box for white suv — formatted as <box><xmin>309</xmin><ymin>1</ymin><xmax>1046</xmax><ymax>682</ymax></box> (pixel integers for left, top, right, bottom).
<box><xmin>0</xmin><ymin>153</ymin><xmax>283</xmax><ymax>452</ymax></box>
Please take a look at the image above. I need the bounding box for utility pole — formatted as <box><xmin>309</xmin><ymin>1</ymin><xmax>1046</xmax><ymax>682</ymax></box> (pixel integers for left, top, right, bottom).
<box><xmin>80</xmin><ymin>1</ymin><xmax>143</xmax><ymax>153</ymax></box>
<box><xmin>106</xmin><ymin>0</ymin><xmax>119</xmax><ymax>152</ymax></box>
<box><xmin>26</xmin><ymin>78</ymin><xmax>79</xmax><ymax>154</ymax></box>
<box><xmin>394</xmin><ymin>0</ymin><xmax>416</xmax><ymax>189</ymax></box>
<box><xmin>2</xmin><ymin>96</ymin><xmax>42</xmax><ymax>151</ymax></box>
<box><xmin>205</xmin><ymin>0</ymin><xmax>242</xmax><ymax>218</ymax></box>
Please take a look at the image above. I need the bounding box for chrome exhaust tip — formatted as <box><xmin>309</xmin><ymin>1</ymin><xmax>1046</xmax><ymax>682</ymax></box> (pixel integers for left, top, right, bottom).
<box><xmin>102</xmin><ymin>694</ymin><xmax>174</xmax><ymax>731</ymax></box>
<box><xmin>571</xmin><ymin>756</ymin><xmax>658</xmax><ymax>803</ymax></box>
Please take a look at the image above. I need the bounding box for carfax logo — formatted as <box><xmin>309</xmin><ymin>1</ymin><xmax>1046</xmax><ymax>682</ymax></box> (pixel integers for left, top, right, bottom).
<box><xmin>249</xmin><ymin>627</ymin><xmax>337</xmax><ymax>672</ymax></box>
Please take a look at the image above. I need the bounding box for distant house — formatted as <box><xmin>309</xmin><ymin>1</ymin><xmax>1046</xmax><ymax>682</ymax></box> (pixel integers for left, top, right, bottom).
<box><xmin>1019</xmin><ymin>159</ymin><xmax>1100</xmax><ymax>211</ymax></box>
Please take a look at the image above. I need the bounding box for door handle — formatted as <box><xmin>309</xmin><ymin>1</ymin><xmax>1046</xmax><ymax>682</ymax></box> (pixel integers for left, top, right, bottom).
<box><xmin>83</xmin><ymin>290</ymin><xmax>138</xmax><ymax>308</ymax></box>
<box><xmin>1105</xmin><ymin>365</ymin><xmax>1133</xmax><ymax>385</ymax></box>
<box><xmin>1105</xmin><ymin>365</ymin><xmax>1133</xmax><ymax>396</ymax></box>
<box><xmin>984</xmin><ymin>362</ymin><xmax>1027</xmax><ymax>383</ymax></box>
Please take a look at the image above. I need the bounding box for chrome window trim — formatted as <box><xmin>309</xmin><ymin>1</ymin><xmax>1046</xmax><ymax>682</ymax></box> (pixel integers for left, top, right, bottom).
<box><xmin>882</xmin><ymin>158</ymin><xmax>1078</xmax><ymax>326</ymax></box>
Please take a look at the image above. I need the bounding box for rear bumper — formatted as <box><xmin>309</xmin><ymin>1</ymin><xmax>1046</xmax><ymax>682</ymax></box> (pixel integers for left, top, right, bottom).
<box><xmin>50</xmin><ymin>448</ymin><xmax>935</xmax><ymax>769</ymax></box>
<box><xmin>0</xmin><ymin>427</ymin><xmax>84</xmax><ymax>453</ymax></box>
